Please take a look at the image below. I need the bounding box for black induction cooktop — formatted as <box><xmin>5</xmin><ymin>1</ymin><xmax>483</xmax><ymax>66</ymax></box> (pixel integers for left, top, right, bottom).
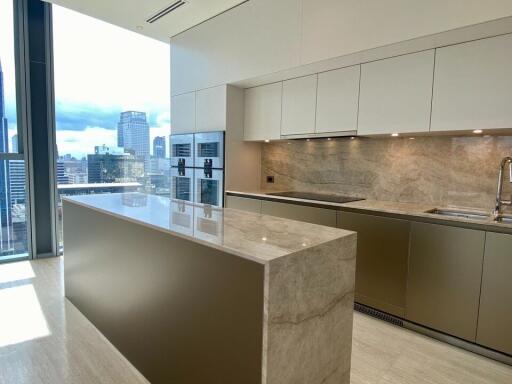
<box><xmin>266</xmin><ymin>191</ymin><xmax>364</xmax><ymax>204</ymax></box>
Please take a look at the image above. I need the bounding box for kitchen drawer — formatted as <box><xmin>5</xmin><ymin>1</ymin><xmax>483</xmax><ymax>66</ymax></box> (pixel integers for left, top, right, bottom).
<box><xmin>407</xmin><ymin>222</ymin><xmax>485</xmax><ymax>341</ymax></box>
<box><xmin>337</xmin><ymin>211</ymin><xmax>409</xmax><ymax>317</ymax></box>
<box><xmin>261</xmin><ymin>200</ymin><xmax>336</xmax><ymax>227</ymax></box>
<box><xmin>477</xmin><ymin>232</ymin><xmax>512</xmax><ymax>355</ymax></box>
<box><xmin>225</xmin><ymin>196</ymin><xmax>262</xmax><ymax>214</ymax></box>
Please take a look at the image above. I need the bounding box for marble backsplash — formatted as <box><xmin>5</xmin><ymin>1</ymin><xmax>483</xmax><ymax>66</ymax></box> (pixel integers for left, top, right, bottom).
<box><xmin>261</xmin><ymin>136</ymin><xmax>512</xmax><ymax>210</ymax></box>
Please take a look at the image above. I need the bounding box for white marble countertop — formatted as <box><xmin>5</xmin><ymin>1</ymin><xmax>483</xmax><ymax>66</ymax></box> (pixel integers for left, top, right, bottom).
<box><xmin>226</xmin><ymin>190</ymin><xmax>512</xmax><ymax>232</ymax></box>
<box><xmin>62</xmin><ymin>193</ymin><xmax>354</xmax><ymax>264</ymax></box>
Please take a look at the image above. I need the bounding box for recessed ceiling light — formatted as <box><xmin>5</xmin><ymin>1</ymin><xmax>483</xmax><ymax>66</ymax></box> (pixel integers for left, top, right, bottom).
<box><xmin>391</xmin><ymin>133</ymin><xmax>399</xmax><ymax>137</ymax></box>
<box><xmin>473</xmin><ymin>129</ymin><xmax>483</xmax><ymax>134</ymax></box>
<box><xmin>136</xmin><ymin>25</ymin><xmax>143</xmax><ymax>30</ymax></box>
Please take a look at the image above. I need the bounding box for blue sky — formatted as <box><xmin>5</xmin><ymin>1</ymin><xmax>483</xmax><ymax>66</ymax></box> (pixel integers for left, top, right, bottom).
<box><xmin>52</xmin><ymin>5</ymin><xmax>170</xmax><ymax>159</ymax></box>
<box><xmin>1</xmin><ymin>2</ymin><xmax>170</xmax><ymax>158</ymax></box>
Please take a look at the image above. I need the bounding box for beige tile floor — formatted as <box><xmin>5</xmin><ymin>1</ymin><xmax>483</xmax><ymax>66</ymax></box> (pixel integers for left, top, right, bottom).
<box><xmin>0</xmin><ymin>257</ymin><xmax>510</xmax><ymax>384</ymax></box>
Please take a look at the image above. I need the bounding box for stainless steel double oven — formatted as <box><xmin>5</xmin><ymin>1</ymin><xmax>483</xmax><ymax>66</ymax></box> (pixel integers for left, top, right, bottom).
<box><xmin>170</xmin><ymin>131</ymin><xmax>225</xmax><ymax>207</ymax></box>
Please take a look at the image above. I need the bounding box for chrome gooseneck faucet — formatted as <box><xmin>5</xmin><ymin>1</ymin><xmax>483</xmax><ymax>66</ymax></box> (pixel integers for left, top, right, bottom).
<box><xmin>493</xmin><ymin>156</ymin><xmax>512</xmax><ymax>220</ymax></box>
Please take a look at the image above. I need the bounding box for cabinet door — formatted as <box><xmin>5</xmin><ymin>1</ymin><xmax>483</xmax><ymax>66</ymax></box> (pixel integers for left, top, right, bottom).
<box><xmin>316</xmin><ymin>66</ymin><xmax>360</xmax><ymax>134</ymax></box>
<box><xmin>358</xmin><ymin>50</ymin><xmax>434</xmax><ymax>135</ymax></box>
<box><xmin>196</xmin><ymin>85</ymin><xmax>227</xmax><ymax>132</ymax></box>
<box><xmin>337</xmin><ymin>211</ymin><xmax>409</xmax><ymax>317</ymax></box>
<box><xmin>225</xmin><ymin>196</ymin><xmax>262</xmax><ymax>214</ymax></box>
<box><xmin>244</xmin><ymin>83</ymin><xmax>282</xmax><ymax>141</ymax></box>
<box><xmin>407</xmin><ymin>222</ymin><xmax>485</xmax><ymax>341</ymax></box>
<box><xmin>261</xmin><ymin>200</ymin><xmax>336</xmax><ymax>227</ymax></box>
<box><xmin>431</xmin><ymin>34</ymin><xmax>512</xmax><ymax>132</ymax></box>
<box><xmin>171</xmin><ymin>92</ymin><xmax>196</xmax><ymax>134</ymax></box>
<box><xmin>477</xmin><ymin>232</ymin><xmax>512</xmax><ymax>355</ymax></box>
<box><xmin>281</xmin><ymin>74</ymin><xmax>317</xmax><ymax>136</ymax></box>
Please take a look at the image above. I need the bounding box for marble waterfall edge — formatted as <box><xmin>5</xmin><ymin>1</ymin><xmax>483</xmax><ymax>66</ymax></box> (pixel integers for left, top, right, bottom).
<box><xmin>263</xmin><ymin>234</ymin><xmax>356</xmax><ymax>384</ymax></box>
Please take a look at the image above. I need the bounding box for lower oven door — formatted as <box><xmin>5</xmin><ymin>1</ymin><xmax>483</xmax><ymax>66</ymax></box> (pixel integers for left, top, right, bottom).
<box><xmin>194</xmin><ymin>169</ymin><xmax>224</xmax><ymax>207</ymax></box>
<box><xmin>171</xmin><ymin>167</ymin><xmax>194</xmax><ymax>202</ymax></box>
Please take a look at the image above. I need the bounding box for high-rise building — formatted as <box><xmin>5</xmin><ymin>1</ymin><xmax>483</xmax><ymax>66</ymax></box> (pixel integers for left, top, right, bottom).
<box><xmin>153</xmin><ymin>136</ymin><xmax>166</xmax><ymax>158</ymax></box>
<box><xmin>0</xmin><ymin>60</ymin><xmax>12</xmax><ymax>253</ymax></box>
<box><xmin>8</xmin><ymin>160</ymin><xmax>25</xmax><ymax>205</ymax></box>
<box><xmin>56</xmin><ymin>161</ymin><xmax>69</xmax><ymax>184</ymax></box>
<box><xmin>117</xmin><ymin>111</ymin><xmax>150</xmax><ymax>163</ymax></box>
<box><xmin>8</xmin><ymin>160</ymin><xmax>27</xmax><ymax>255</ymax></box>
<box><xmin>87</xmin><ymin>145</ymin><xmax>144</xmax><ymax>184</ymax></box>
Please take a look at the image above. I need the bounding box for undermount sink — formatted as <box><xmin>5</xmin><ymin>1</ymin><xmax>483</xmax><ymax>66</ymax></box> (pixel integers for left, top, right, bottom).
<box><xmin>426</xmin><ymin>208</ymin><xmax>512</xmax><ymax>225</ymax></box>
<box><xmin>425</xmin><ymin>208</ymin><xmax>490</xmax><ymax>221</ymax></box>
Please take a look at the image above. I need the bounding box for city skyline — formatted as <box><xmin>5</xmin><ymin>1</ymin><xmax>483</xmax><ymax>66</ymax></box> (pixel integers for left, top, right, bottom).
<box><xmin>52</xmin><ymin>5</ymin><xmax>170</xmax><ymax>159</ymax></box>
<box><xmin>0</xmin><ymin>57</ymin><xmax>13</xmax><ymax>253</ymax></box>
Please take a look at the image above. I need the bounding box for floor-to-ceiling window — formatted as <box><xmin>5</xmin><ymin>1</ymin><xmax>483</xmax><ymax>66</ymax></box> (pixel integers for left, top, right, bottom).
<box><xmin>0</xmin><ymin>0</ymin><xmax>30</xmax><ymax>262</ymax></box>
<box><xmin>52</xmin><ymin>6</ymin><xmax>170</xmax><ymax>250</ymax></box>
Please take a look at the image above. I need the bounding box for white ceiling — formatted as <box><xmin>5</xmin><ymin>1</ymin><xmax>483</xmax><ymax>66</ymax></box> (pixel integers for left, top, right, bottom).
<box><xmin>44</xmin><ymin>0</ymin><xmax>247</xmax><ymax>42</ymax></box>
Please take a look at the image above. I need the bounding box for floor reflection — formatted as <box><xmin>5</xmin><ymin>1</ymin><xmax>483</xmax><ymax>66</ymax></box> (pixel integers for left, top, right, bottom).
<box><xmin>0</xmin><ymin>283</ymin><xmax>50</xmax><ymax>347</ymax></box>
<box><xmin>0</xmin><ymin>261</ymin><xmax>35</xmax><ymax>285</ymax></box>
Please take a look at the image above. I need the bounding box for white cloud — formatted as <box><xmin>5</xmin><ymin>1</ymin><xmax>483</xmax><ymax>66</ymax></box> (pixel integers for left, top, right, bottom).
<box><xmin>52</xmin><ymin>5</ymin><xmax>170</xmax><ymax>115</ymax></box>
<box><xmin>57</xmin><ymin>127</ymin><xmax>117</xmax><ymax>158</ymax></box>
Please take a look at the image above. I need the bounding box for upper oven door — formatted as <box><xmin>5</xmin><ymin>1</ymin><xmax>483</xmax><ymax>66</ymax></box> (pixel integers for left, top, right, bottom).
<box><xmin>170</xmin><ymin>134</ymin><xmax>194</xmax><ymax>168</ymax></box>
<box><xmin>194</xmin><ymin>169</ymin><xmax>224</xmax><ymax>207</ymax></box>
<box><xmin>171</xmin><ymin>167</ymin><xmax>194</xmax><ymax>202</ymax></box>
<box><xmin>194</xmin><ymin>132</ymin><xmax>224</xmax><ymax>169</ymax></box>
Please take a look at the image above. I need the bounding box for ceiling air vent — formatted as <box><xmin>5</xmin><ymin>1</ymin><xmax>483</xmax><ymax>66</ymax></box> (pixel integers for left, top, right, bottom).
<box><xmin>146</xmin><ymin>0</ymin><xmax>186</xmax><ymax>24</ymax></box>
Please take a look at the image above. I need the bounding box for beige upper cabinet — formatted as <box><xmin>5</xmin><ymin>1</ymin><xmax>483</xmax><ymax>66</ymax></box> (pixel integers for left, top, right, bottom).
<box><xmin>358</xmin><ymin>50</ymin><xmax>435</xmax><ymax>135</ymax></box>
<box><xmin>171</xmin><ymin>92</ymin><xmax>196</xmax><ymax>134</ymax></box>
<box><xmin>431</xmin><ymin>34</ymin><xmax>512</xmax><ymax>132</ymax></box>
<box><xmin>281</xmin><ymin>74</ymin><xmax>318</xmax><ymax>136</ymax></box>
<box><xmin>196</xmin><ymin>85</ymin><xmax>227</xmax><ymax>132</ymax></box>
<box><xmin>244</xmin><ymin>83</ymin><xmax>282</xmax><ymax>141</ymax></box>
<box><xmin>315</xmin><ymin>66</ymin><xmax>360</xmax><ymax>134</ymax></box>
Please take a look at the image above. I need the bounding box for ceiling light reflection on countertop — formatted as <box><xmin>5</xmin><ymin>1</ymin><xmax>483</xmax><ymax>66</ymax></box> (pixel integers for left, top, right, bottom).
<box><xmin>473</xmin><ymin>129</ymin><xmax>483</xmax><ymax>134</ymax></box>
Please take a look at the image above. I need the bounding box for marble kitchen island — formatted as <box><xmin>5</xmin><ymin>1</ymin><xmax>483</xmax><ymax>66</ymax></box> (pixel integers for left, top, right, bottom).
<box><xmin>62</xmin><ymin>193</ymin><xmax>356</xmax><ymax>384</ymax></box>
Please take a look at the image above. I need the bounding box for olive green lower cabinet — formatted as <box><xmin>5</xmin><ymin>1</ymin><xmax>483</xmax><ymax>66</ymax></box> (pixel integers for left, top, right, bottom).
<box><xmin>477</xmin><ymin>232</ymin><xmax>512</xmax><ymax>355</ymax></box>
<box><xmin>260</xmin><ymin>200</ymin><xmax>337</xmax><ymax>227</ymax></box>
<box><xmin>337</xmin><ymin>211</ymin><xmax>409</xmax><ymax>317</ymax></box>
<box><xmin>225</xmin><ymin>195</ymin><xmax>262</xmax><ymax>213</ymax></box>
<box><xmin>225</xmin><ymin>196</ymin><xmax>338</xmax><ymax>227</ymax></box>
<box><xmin>407</xmin><ymin>222</ymin><xmax>486</xmax><ymax>342</ymax></box>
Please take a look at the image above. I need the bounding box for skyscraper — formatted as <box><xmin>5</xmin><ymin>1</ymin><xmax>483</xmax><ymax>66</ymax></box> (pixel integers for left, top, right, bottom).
<box><xmin>117</xmin><ymin>111</ymin><xmax>150</xmax><ymax>162</ymax></box>
<box><xmin>87</xmin><ymin>145</ymin><xmax>144</xmax><ymax>184</ymax></box>
<box><xmin>153</xmin><ymin>136</ymin><xmax>166</xmax><ymax>158</ymax></box>
<box><xmin>8</xmin><ymin>160</ymin><xmax>25</xmax><ymax>205</ymax></box>
<box><xmin>0</xmin><ymin>60</ymin><xmax>12</xmax><ymax>253</ymax></box>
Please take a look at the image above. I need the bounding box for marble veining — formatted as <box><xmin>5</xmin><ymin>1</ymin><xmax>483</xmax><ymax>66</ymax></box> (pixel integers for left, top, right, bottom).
<box><xmin>262</xmin><ymin>136</ymin><xmax>512</xmax><ymax>210</ymax></box>
<box><xmin>63</xmin><ymin>193</ymin><xmax>357</xmax><ymax>384</ymax></box>
<box><xmin>227</xmin><ymin>190</ymin><xmax>512</xmax><ymax>232</ymax></box>
<box><xmin>263</xmin><ymin>235</ymin><xmax>356</xmax><ymax>384</ymax></box>
<box><xmin>63</xmin><ymin>193</ymin><xmax>353</xmax><ymax>264</ymax></box>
